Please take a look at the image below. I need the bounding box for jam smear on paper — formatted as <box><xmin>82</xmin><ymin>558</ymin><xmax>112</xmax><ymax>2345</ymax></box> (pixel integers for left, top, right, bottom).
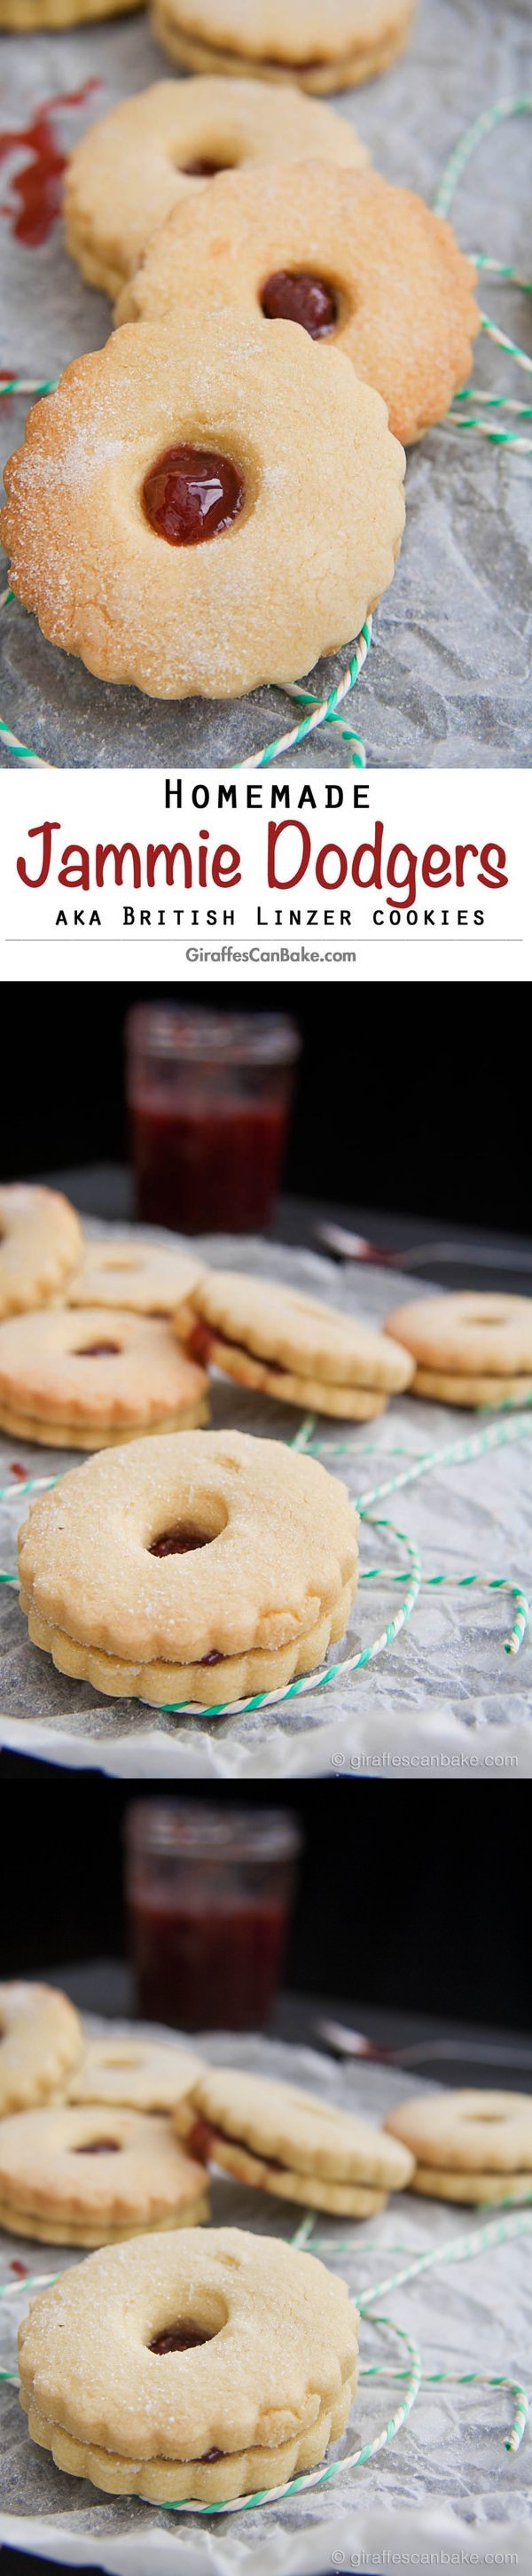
<box><xmin>0</xmin><ymin>82</ymin><xmax>98</xmax><ymax>248</ymax></box>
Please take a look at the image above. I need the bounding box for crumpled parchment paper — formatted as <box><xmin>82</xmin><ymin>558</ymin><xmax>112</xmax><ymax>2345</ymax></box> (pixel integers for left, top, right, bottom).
<box><xmin>0</xmin><ymin>1226</ymin><xmax>531</xmax><ymax>1774</ymax></box>
<box><xmin>0</xmin><ymin>2027</ymin><xmax>530</xmax><ymax>2572</ymax></box>
<box><xmin>0</xmin><ymin>0</ymin><xmax>530</xmax><ymax>767</ymax></box>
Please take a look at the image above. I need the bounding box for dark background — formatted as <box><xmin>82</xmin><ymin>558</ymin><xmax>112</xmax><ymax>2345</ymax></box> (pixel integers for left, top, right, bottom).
<box><xmin>1</xmin><ymin>982</ymin><xmax>527</xmax><ymax>1236</ymax></box>
<box><xmin>0</xmin><ymin>1782</ymin><xmax>528</xmax><ymax>2033</ymax></box>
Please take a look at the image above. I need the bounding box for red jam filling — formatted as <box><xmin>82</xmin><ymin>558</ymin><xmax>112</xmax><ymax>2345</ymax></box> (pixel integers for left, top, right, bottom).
<box><xmin>150</xmin><ymin>2320</ymin><xmax>213</xmax><ymax>2354</ymax></box>
<box><xmin>187</xmin><ymin>1322</ymin><xmax>213</xmax><ymax>1366</ymax></box>
<box><xmin>186</xmin><ymin>2116</ymin><xmax>284</xmax><ymax>2171</ymax></box>
<box><xmin>261</xmin><ymin>269</ymin><xmax>338</xmax><ymax>337</ymax></box>
<box><xmin>142</xmin><ymin>445</ymin><xmax>245</xmax><ymax>546</ymax></box>
<box><xmin>149</xmin><ymin>1523</ymin><xmax>211</xmax><ymax>1558</ymax></box>
<box><xmin>200</xmin><ymin>1649</ymin><xmax>223</xmax><ymax>1666</ymax></box>
<box><xmin>74</xmin><ymin>1342</ymin><xmax>121</xmax><ymax>1358</ymax></box>
<box><xmin>74</xmin><ymin>2139</ymin><xmax>121</xmax><ymax>2154</ymax></box>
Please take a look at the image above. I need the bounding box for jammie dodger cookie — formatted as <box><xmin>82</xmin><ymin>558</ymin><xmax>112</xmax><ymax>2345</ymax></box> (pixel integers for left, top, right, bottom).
<box><xmin>1</xmin><ymin>316</ymin><xmax>405</xmax><ymax>702</ymax></box>
<box><xmin>385</xmin><ymin>1292</ymin><xmax>532</xmax><ymax>1407</ymax></box>
<box><xmin>66</xmin><ymin>76</ymin><xmax>368</xmax><ymax>302</ymax></box>
<box><xmin>119</xmin><ymin>163</ymin><xmax>478</xmax><ymax>447</ymax></box>
<box><xmin>384</xmin><ymin>2090</ymin><xmax>532</xmax><ymax>2206</ymax></box>
<box><xmin>18</xmin><ymin>1427</ymin><xmax>359</xmax><ymax>1706</ymax></box>
<box><xmin>67</xmin><ymin>2034</ymin><xmax>205</xmax><ymax>2113</ymax></box>
<box><xmin>0</xmin><ymin>1984</ymin><xmax>82</xmax><ymax>2116</ymax></box>
<box><xmin>0</xmin><ymin>0</ymin><xmax>142</xmax><ymax>26</ymax></box>
<box><xmin>152</xmin><ymin>0</ymin><xmax>415</xmax><ymax>94</ymax></box>
<box><xmin>175</xmin><ymin>2066</ymin><xmax>415</xmax><ymax>2212</ymax></box>
<box><xmin>18</xmin><ymin>2225</ymin><xmax>358</xmax><ymax>2500</ymax></box>
<box><xmin>0</xmin><ymin>2107</ymin><xmax>209</xmax><ymax>2244</ymax></box>
<box><xmin>0</xmin><ymin>1186</ymin><xmax>82</xmax><ymax>1321</ymax></box>
<box><xmin>182</xmin><ymin>1272</ymin><xmax>414</xmax><ymax>1418</ymax></box>
<box><xmin>66</xmin><ymin>1238</ymin><xmax>205</xmax><ymax>1334</ymax></box>
<box><xmin>0</xmin><ymin>1306</ymin><xmax>208</xmax><ymax>1448</ymax></box>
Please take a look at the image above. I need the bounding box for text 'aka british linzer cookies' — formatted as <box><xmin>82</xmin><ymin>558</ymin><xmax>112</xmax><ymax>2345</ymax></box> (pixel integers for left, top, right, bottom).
<box><xmin>0</xmin><ymin>1307</ymin><xmax>209</xmax><ymax>1448</ymax></box>
<box><xmin>385</xmin><ymin>1292</ymin><xmax>532</xmax><ymax>1407</ymax></box>
<box><xmin>18</xmin><ymin>2227</ymin><xmax>359</xmax><ymax>2500</ymax></box>
<box><xmin>17</xmin><ymin>1428</ymin><xmax>359</xmax><ymax>1704</ymax></box>
<box><xmin>384</xmin><ymin>2091</ymin><xmax>532</xmax><ymax>2206</ymax></box>
<box><xmin>183</xmin><ymin>1272</ymin><xmax>414</xmax><ymax>1416</ymax></box>
<box><xmin>0</xmin><ymin>2108</ymin><xmax>210</xmax><ymax>2244</ymax></box>
<box><xmin>0</xmin><ymin>1187</ymin><xmax>82</xmax><ymax>1320</ymax></box>
<box><xmin>65</xmin><ymin>76</ymin><xmax>369</xmax><ymax>302</ymax></box>
<box><xmin>118</xmin><ymin>163</ymin><xmax>479</xmax><ymax>449</ymax></box>
<box><xmin>0</xmin><ymin>315</ymin><xmax>405</xmax><ymax>701</ymax></box>
<box><xmin>175</xmin><ymin>2066</ymin><xmax>415</xmax><ymax>2211</ymax></box>
<box><xmin>0</xmin><ymin>1984</ymin><xmax>83</xmax><ymax>2115</ymax></box>
<box><xmin>151</xmin><ymin>0</ymin><xmax>415</xmax><ymax>93</ymax></box>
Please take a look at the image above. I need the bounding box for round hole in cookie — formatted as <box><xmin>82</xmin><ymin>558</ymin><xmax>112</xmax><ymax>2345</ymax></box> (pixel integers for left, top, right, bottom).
<box><xmin>180</xmin><ymin>155</ymin><xmax>239</xmax><ymax>178</ymax></box>
<box><xmin>74</xmin><ymin>2138</ymin><xmax>122</xmax><ymax>2153</ymax></box>
<box><xmin>260</xmin><ymin>268</ymin><xmax>339</xmax><ymax>339</ymax></box>
<box><xmin>102</xmin><ymin>1257</ymin><xmax>143</xmax><ymax>1272</ymax></box>
<box><xmin>73</xmin><ymin>1341</ymin><xmax>122</xmax><ymax>1357</ymax></box>
<box><xmin>149</xmin><ymin>2319</ymin><xmax>217</xmax><ymax>2354</ymax></box>
<box><xmin>149</xmin><ymin>1521</ymin><xmax>219</xmax><ymax>1558</ymax></box>
<box><xmin>142</xmin><ymin>445</ymin><xmax>245</xmax><ymax>547</ymax></box>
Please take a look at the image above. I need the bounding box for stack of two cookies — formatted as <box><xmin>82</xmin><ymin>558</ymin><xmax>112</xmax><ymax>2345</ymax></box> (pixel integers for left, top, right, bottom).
<box><xmin>175</xmin><ymin>2063</ymin><xmax>415</xmax><ymax>2213</ymax></box>
<box><xmin>0</xmin><ymin>1192</ymin><xmax>211</xmax><ymax>1450</ymax></box>
<box><xmin>182</xmin><ymin>1270</ymin><xmax>415</xmax><ymax>1418</ymax></box>
<box><xmin>0</xmin><ymin>1983</ymin><xmax>211</xmax><ymax>2245</ymax></box>
<box><xmin>385</xmin><ymin>2090</ymin><xmax>532</xmax><ymax>2207</ymax></box>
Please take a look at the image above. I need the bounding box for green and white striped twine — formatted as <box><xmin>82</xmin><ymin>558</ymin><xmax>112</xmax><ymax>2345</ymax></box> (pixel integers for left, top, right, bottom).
<box><xmin>1</xmin><ymin>102</ymin><xmax>530</xmax><ymax>767</ymax></box>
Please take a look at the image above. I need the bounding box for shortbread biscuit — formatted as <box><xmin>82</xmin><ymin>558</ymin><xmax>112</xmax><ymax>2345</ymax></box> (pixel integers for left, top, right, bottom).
<box><xmin>67</xmin><ymin>2035</ymin><xmax>204</xmax><ymax>2113</ymax></box>
<box><xmin>152</xmin><ymin>0</ymin><xmax>414</xmax><ymax>93</ymax></box>
<box><xmin>0</xmin><ymin>1186</ymin><xmax>82</xmax><ymax>1321</ymax></box>
<box><xmin>386</xmin><ymin>1292</ymin><xmax>532</xmax><ymax>1409</ymax></box>
<box><xmin>66</xmin><ymin>1238</ymin><xmax>205</xmax><ymax>1334</ymax></box>
<box><xmin>19</xmin><ymin>2225</ymin><xmax>358</xmax><ymax>2501</ymax></box>
<box><xmin>0</xmin><ymin>1984</ymin><xmax>82</xmax><ymax>2116</ymax></box>
<box><xmin>0</xmin><ymin>0</ymin><xmax>142</xmax><ymax>23</ymax></box>
<box><xmin>0</xmin><ymin>1306</ymin><xmax>208</xmax><ymax>1448</ymax></box>
<box><xmin>0</xmin><ymin>2107</ymin><xmax>209</xmax><ymax>2244</ymax></box>
<box><xmin>120</xmin><ymin>164</ymin><xmax>478</xmax><ymax>448</ymax></box>
<box><xmin>1</xmin><ymin>317</ymin><xmax>405</xmax><ymax>702</ymax></box>
<box><xmin>66</xmin><ymin>77</ymin><xmax>368</xmax><ymax>301</ymax></box>
<box><xmin>176</xmin><ymin>2066</ymin><xmax>415</xmax><ymax>2210</ymax></box>
<box><xmin>409</xmin><ymin>2166</ymin><xmax>532</xmax><ymax>2206</ymax></box>
<box><xmin>384</xmin><ymin>2090</ymin><xmax>532</xmax><ymax>2175</ymax></box>
<box><xmin>18</xmin><ymin>1426</ymin><xmax>358</xmax><ymax>1706</ymax></box>
<box><xmin>184</xmin><ymin>1271</ymin><xmax>413</xmax><ymax>1418</ymax></box>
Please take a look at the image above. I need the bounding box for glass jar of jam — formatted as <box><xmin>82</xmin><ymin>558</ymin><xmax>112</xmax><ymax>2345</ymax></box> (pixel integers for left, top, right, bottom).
<box><xmin>123</xmin><ymin>1801</ymin><xmax>302</xmax><ymax>2031</ymax></box>
<box><xmin>125</xmin><ymin>1006</ymin><xmax>300</xmax><ymax>1234</ymax></box>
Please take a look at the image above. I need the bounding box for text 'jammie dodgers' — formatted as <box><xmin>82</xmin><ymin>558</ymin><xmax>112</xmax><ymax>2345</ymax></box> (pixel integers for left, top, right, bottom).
<box><xmin>14</xmin><ymin>821</ymin><xmax>509</xmax><ymax>906</ymax></box>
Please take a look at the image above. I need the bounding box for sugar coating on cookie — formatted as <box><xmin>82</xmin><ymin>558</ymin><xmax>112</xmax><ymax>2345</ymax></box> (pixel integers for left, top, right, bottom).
<box><xmin>184</xmin><ymin>1271</ymin><xmax>414</xmax><ymax>1400</ymax></box>
<box><xmin>18</xmin><ymin>2225</ymin><xmax>358</xmax><ymax>2500</ymax></box>
<box><xmin>66</xmin><ymin>76</ymin><xmax>368</xmax><ymax>300</ymax></box>
<box><xmin>18</xmin><ymin>1427</ymin><xmax>359</xmax><ymax>1707</ymax></box>
<box><xmin>68</xmin><ymin>2034</ymin><xmax>205</xmax><ymax>2112</ymax></box>
<box><xmin>66</xmin><ymin>1237</ymin><xmax>205</xmax><ymax>1327</ymax></box>
<box><xmin>152</xmin><ymin>0</ymin><xmax>414</xmax><ymax>92</ymax></box>
<box><xmin>0</xmin><ymin>1186</ymin><xmax>82</xmax><ymax>1320</ymax></box>
<box><xmin>1</xmin><ymin>316</ymin><xmax>405</xmax><ymax>702</ymax></box>
<box><xmin>176</xmin><ymin>2066</ymin><xmax>415</xmax><ymax>2209</ymax></box>
<box><xmin>0</xmin><ymin>1984</ymin><xmax>83</xmax><ymax>2115</ymax></box>
<box><xmin>0</xmin><ymin>2105</ymin><xmax>209</xmax><ymax>2244</ymax></box>
<box><xmin>119</xmin><ymin>163</ymin><xmax>478</xmax><ymax>447</ymax></box>
<box><xmin>0</xmin><ymin>1304</ymin><xmax>208</xmax><ymax>1447</ymax></box>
